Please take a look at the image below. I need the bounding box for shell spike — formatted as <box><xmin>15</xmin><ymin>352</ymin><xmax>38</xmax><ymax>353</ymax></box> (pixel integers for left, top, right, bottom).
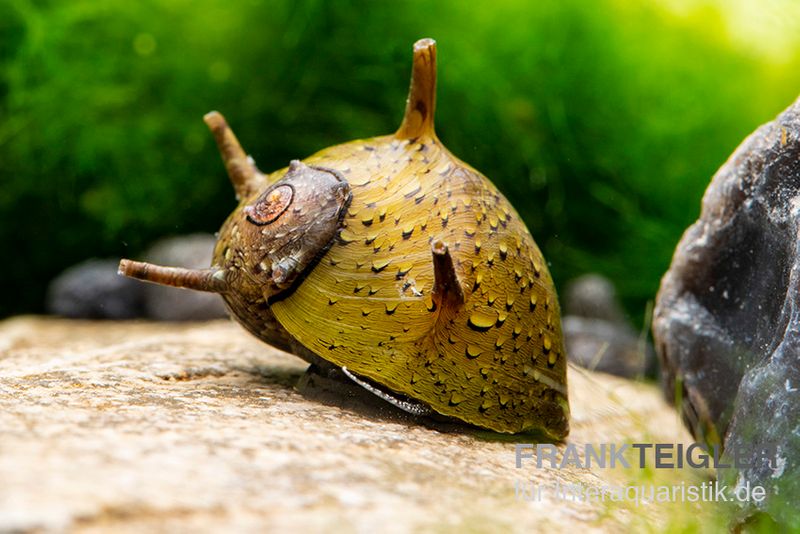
<box><xmin>203</xmin><ymin>111</ymin><xmax>264</xmax><ymax>200</ymax></box>
<box><xmin>431</xmin><ymin>239</ymin><xmax>464</xmax><ymax>309</ymax></box>
<box><xmin>396</xmin><ymin>38</ymin><xmax>437</xmax><ymax>140</ymax></box>
<box><xmin>118</xmin><ymin>259</ymin><xmax>227</xmax><ymax>293</ymax></box>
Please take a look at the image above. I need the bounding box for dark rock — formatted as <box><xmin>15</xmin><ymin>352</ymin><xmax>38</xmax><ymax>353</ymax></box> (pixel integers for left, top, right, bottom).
<box><xmin>563</xmin><ymin>316</ymin><xmax>654</xmax><ymax>378</ymax></box>
<box><xmin>143</xmin><ymin>234</ymin><xmax>228</xmax><ymax>321</ymax></box>
<box><xmin>720</xmin><ymin>349</ymin><xmax>800</xmax><ymax>530</ymax></box>
<box><xmin>562</xmin><ymin>273</ymin><xmax>656</xmax><ymax>378</ymax></box>
<box><xmin>653</xmin><ymin>95</ymin><xmax>800</xmax><ymax>528</ymax></box>
<box><xmin>564</xmin><ymin>273</ymin><xmax>627</xmax><ymax>324</ymax></box>
<box><xmin>46</xmin><ymin>259</ymin><xmax>145</xmax><ymax>319</ymax></box>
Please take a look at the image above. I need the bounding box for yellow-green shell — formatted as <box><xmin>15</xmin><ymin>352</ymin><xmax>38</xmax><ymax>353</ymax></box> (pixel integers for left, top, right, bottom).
<box><xmin>117</xmin><ymin>40</ymin><xmax>569</xmax><ymax>437</ymax></box>
<box><xmin>269</xmin><ymin>133</ymin><xmax>569</xmax><ymax>437</ymax></box>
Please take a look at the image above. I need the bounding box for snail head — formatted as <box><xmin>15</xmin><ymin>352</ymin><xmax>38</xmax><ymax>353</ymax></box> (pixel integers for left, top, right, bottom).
<box><xmin>118</xmin><ymin>113</ymin><xmax>351</xmax><ymax>310</ymax></box>
<box><xmin>215</xmin><ymin>157</ymin><xmax>351</xmax><ymax>303</ymax></box>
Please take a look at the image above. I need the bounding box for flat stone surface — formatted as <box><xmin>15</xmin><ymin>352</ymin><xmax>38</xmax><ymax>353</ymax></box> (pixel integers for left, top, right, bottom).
<box><xmin>0</xmin><ymin>317</ymin><xmax>705</xmax><ymax>532</ymax></box>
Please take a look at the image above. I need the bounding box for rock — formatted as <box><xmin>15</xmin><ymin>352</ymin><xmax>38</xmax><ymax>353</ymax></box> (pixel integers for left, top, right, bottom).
<box><xmin>720</xmin><ymin>351</ymin><xmax>800</xmax><ymax>530</ymax></box>
<box><xmin>142</xmin><ymin>234</ymin><xmax>228</xmax><ymax>321</ymax></box>
<box><xmin>653</xmin><ymin>95</ymin><xmax>800</xmax><ymax>528</ymax></box>
<box><xmin>45</xmin><ymin>235</ymin><xmax>228</xmax><ymax>322</ymax></box>
<box><xmin>46</xmin><ymin>259</ymin><xmax>145</xmax><ymax>319</ymax></box>
<box><xmin>0</xmin><ymin>316</ymin><xmax>704</xmax><ymax>532</ymax></box>
<box><xmin>562</xmin><ymin>316</ymin><xmax>653</xmax><ymax>378</ymax></box>
<box><xmin>564</xmin><ymin>274</ymin><xmax>627</xmax><ymax>324</ymax></box>
<box><xmin>562</xmin><ymin>274</ymin><xmax>656</xmax><ymax>378</ymax></box>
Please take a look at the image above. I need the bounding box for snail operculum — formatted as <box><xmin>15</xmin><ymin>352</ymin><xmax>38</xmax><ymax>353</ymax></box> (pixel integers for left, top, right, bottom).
<box><xmin>239</xmin><ymin>159</ymin><xmax>352</xmax><ymax>294</ymax></box>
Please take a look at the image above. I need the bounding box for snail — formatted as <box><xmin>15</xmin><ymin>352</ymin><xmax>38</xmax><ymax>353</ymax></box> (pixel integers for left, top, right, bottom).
<box><xmin>119</xmin><ymin>38</ymin><xmax>569</xmax><ymax>438</ymax></box>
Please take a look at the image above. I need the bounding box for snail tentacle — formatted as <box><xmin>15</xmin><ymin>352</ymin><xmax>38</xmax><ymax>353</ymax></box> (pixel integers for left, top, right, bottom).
<box><xmin>118</xmin><ymin>259</ymin><xmax>227</xmax><ymax>293</ymax></box>
<box><xmin>204</xmin><ymin>111</ymin><xmax>264</xmax><ymax>200</ymax></box>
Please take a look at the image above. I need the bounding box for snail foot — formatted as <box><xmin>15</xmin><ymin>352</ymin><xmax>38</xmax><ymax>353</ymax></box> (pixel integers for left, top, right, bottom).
<box><xmin>340</xmin><ymin>366</ymin><xmax>433</xmax><ymax>417</ymax></box>
<box><xmin>295</xmin><ymin>363</ymin><xmax>433</xmax><ymax>423</ymax></box>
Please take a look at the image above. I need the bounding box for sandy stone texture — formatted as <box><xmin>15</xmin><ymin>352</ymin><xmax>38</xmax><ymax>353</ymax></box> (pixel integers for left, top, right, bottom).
<box><xmin>0</xmin><ymin>317</ymin><xmax>706</xmax><ymax>533</ymax></box>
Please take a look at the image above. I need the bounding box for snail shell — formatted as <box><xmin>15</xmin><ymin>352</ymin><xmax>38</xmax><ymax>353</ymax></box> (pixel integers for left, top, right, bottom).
<box><xmin>120</xmin><ymin>39</ymin><xmax>569</xmax><ymax>438</ymax></box>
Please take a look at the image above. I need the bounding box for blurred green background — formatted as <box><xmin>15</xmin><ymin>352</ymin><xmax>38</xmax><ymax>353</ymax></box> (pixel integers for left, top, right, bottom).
<box><xmin>1</xmin><ymin>0</ymin><xmax>799</xmax><ymax>321</ymax></box>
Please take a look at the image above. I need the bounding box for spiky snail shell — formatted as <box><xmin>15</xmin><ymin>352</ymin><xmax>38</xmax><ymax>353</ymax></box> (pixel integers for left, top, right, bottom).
<box><xmin>119</xmin><ymin>38</ymin><xmax>569</xmax><ymax>438</ymax></box>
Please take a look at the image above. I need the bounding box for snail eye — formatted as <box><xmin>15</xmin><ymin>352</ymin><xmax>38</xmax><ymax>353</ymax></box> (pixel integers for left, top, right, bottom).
<box><xmin>245</xmin><ymin>185</ymin><xmax>294</xmax><ymax>225</ymax></box>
